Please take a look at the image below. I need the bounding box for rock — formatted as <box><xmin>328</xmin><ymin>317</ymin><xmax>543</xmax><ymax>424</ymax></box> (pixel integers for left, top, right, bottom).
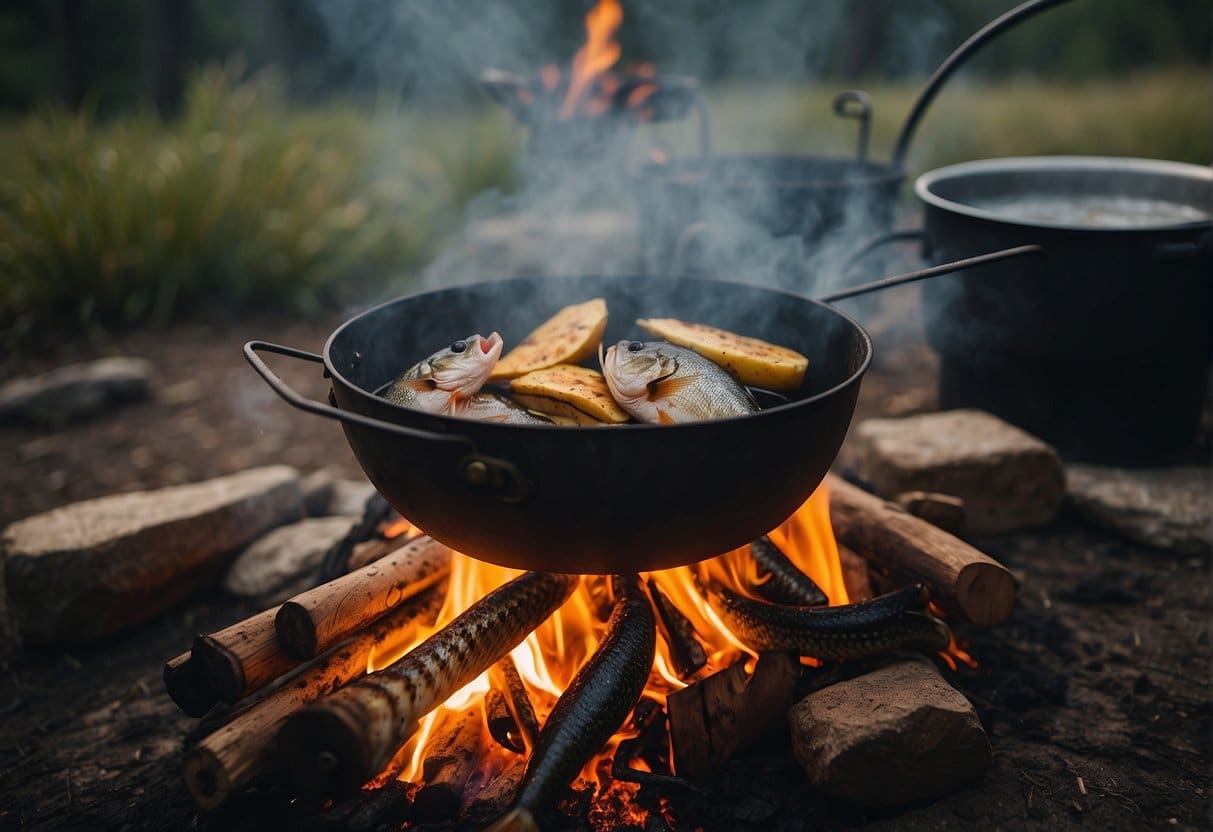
<box><xmin>327</xmin><ymin>478</ymin><xmax>378</xmax><ymax>517</ymax></box>
<box><xmin>845</xmin><ymin>409</ymin><xmax>1065</xmax><ymax>534</ymax></box>
<box><xmin>1066</xmin><ymin>465</ymin><xmax>1212</xmax><ymax>556</ymax></box>
<box><xmin>223</xmin><ymin>515</ymin><xmax>360</xmax><ymax>601</ymax></box>
<box><xmin>2</xmin><ymin>466</ymin><xmax>302</xmax><ymax>646</ymax></box>
<box><xmin>300</xmin><ymin>467</ymin><xmax>339</xmax><ymax>516</ymax></box>
<box><xmin>789</xmin><ymin>658</ymin><xmax>990</xmax><ymax>808</ymax></box>
<box><xmin>0</xmin><ymin>357</ymin><xmax>153</xmax><ymax>426</ymax></box>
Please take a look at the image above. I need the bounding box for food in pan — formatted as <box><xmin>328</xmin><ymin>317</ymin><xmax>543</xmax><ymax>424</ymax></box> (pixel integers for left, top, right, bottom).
<box><xmin>600</xmin><ymin>340</ymin><xmax>759</xmax><ymax>424</ymax></box>
<box><xmin>490</xmin><ymin>298</ymin><xmax>608</xmax><ymax>380</ymax></box>
<box><xmin>636</xmin><ymin>317</ymin><xmax>808</xmax><ymax>391</ymax></box>
<box><xmin>382</xmin><ymin>333</ymin><xmax>503</xmax><ymax>415</ymax></box>
<box><xmin>458</xmin><ymin>393</ymin><xmax>554</xmax><ymax>424</ymax></box>
<box><xmin>509</xmin><ymin>365</ymin><xmax>629</xmax><ymax>426</ymax></box>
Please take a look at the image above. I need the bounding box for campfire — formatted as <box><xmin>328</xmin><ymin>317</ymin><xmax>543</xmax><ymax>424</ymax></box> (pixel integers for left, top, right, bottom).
<box><xmin>168</xmin><ymin>477</ymin><xmax>1014</xmax><ymax>828</ymax></box>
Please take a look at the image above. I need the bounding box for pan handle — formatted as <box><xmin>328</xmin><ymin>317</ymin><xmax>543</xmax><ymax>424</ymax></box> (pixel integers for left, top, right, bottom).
<box><xmin>819</xmin><ymin>244</ymin><xmax>1045</xmax><ymax>304</ymax></box>
<box><xmin>243</xmin><ymin>341</ymin><xmax>531</xmax><ymax>503</ymax></box>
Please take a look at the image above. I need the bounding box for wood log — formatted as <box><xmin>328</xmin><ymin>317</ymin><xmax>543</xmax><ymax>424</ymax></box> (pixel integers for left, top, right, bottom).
<box><xmin>826</xmin><ymin>474</ymin><xmax>1017</xmax><ymax>628</ymax></box>
<box><xmin>836</xmin><ymin>543</ymin><xmax>875</xmax><ymax>603</ymax></box>
<box><xmin>193</xmin><ymin>606</ymin><xmax>295</xmax><ymax>704</ymax></box>
<box><xmin>894</xmin><ymin>490</ymin><xmax>967</xmax><ymax>536</ymax></box>
<box><xmin>276</xmin><ymin>536</ymin><xmax>452</xmax><ymax>661</ymax></box>
<box><xmin>667</xmin><ymin>651</ymin><xmax>801</xmax><ymax>780</ymax></box>
<box><xmin>164</xmin><ymin>651</ymin><xmax>218</xmax><ymax>717</ymax></box>
<box><xmin>488</xmin><ymin>656</ymin><xmax>540</xmax><ymax>753</ymax></box>
<box><xmin>276</xmin><ymin>571</ymin><xmax>578</xmax><ymax>801</ymax></box>
<box><xmin>182</xmin><ymin>589</ymin><xmax>443</xmax><ymax>810</ymax></box>
<box><xmin>484</xmin><ymin>689</ymin><xmax>522</xmax><ymax>753</ymax></box>
<box><xmin>411</xmin><ymin>709</ymin><xmax>484</xmax><ymax>822</ymax></box>
<box><xmin>346</xmin><ymin>535</ymin><xmax>410</xmax><ymax>573</ymax></box>
<box><xmin>645</xmin><ymin>578</ymin><xmax>707</xmax><ymax>680</ymax></box>
<box><xmin>466</xmin><ymin>758</ymin><xmax>526</xmax><ymax>819</ymax></box>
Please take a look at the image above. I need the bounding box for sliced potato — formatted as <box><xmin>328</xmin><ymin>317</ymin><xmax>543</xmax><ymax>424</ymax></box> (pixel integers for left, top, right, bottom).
<box><xmin>636</xmin><ymin>318</ymin><xmax>808</xmax><ymax>392</ymax></box>
<box><xmin>490</xmin><ymin>298</ymin><xmax>608</xmax><ymax>380</ymax></box>
<box><xmin>510</xmin><ymin>365</ymin><xmax>629</xmax><ymax>424</ymax></box>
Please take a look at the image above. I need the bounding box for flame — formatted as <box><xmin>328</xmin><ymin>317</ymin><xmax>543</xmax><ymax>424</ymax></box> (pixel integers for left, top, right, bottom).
<box><xmin>381</xmin><ymin>517</ymin><xmax>416</xmax><ymax>540</ymax></box>
<box><xmin>560</xmin><ymin>0</ymin><xmax>623</xmax><ymax>119</ymax></box>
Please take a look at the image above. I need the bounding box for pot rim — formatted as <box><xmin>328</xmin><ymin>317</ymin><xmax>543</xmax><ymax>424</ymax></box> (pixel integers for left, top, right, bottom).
<box><xmin>636</xmin><ymin>153</ymin><xmax>905</xmax><ymax>190</ymax></box>
<box><xmin>915</xmin><ymin>155</ymin><xmax>1213</xmax><ymax>233</ymax></box>
<box><xmin>322</xmin><ymin>274</ymin><xmax>874</xmax><ymax>433</ymax></box>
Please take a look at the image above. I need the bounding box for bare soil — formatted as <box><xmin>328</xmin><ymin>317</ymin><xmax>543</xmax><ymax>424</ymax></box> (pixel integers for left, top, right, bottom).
<box><xmin>0</xmin><ymin>296</ymin><xmax>1209</xmax><ymax>831</ymax></box>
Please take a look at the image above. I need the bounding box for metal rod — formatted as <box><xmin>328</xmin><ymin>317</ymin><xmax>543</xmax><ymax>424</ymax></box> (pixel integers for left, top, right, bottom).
<box><xmin>818</xmin><ymin>245</ymin><xmax>1044</xmax><ymax>304</ymax></box>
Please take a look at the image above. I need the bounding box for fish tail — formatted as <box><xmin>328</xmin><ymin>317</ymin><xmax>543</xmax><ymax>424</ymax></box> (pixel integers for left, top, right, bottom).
<box><xmin>484</xmin><ymin>808</ymin><xmax>538</xmax><ymax>832</ymax></box>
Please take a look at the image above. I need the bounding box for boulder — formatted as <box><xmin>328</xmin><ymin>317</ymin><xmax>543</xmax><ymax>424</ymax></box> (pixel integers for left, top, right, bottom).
<box><xmin>789</xmin><ymin>658</ymin><xmax>990</xmax><ymax>807</ymax></box>
<box><xmin>327</xmin><ymin>478</ymin><xmax>378</xmax><ymax>517</ymax></box>
<box><xmin>0</xmin><ymin>357</ymin><xmax>153</xmax><ymax>426</ymax></box>
<box><xmin>1066</xmin><ymin>465</ymin><xmax>1211</xmax><ymax>556</ymax></box>
<box><xmin>223</xmin><ymin>515</ymin><xmax>360</xmax><ymax>601</ymax></box>
<box><xmin>845</xmin><ymin>409</ymin><xmax>1065</xmax><ymax>534</ymax></box>
<box><xmin>2</xmin><ymin>466</ymin><xmax>301</xmax><ymax>646</ymax></box>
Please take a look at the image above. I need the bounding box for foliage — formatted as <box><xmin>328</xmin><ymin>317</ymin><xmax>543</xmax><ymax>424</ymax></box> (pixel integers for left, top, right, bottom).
<box><xmin>0</xmin><ymin>69</ymin><xmax>519</xmax><ymax>336</ymax></box>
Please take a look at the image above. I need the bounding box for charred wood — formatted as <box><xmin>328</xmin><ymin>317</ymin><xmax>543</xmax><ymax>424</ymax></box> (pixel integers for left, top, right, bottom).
<box><xmin>645</xmin><ymin>578</ymin><xmax>707</xmax><ymax>679</ymax></box>
<box><xmin>750</xmin><ymin>535</ymin><xmax>829</xmax><ymax>606</ymax></box>
<box><xmin>489</xmin><ymin>655</ymin><xmax>540</xmax><ymax>754</ymax></box>
<box><xmin>164</xmin><ymin>651</ymin><xmax>218</xmax><ymax>717</ymax></box>
<box><xmin>411</xmin><ymin>709</ymin><xmax>484</xmax><ymax>822</ymax></box>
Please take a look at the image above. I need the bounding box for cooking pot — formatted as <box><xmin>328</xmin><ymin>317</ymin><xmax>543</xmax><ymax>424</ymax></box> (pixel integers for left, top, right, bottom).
<box><xmin>913</xmin><ymin>156</ymin><xmax>1212</xmax><ymax>462</ymax></box>
<box><xmin>245</xmin><ymin>247</ymin><xmax>1038</xmax><ymax>574</ymax></box>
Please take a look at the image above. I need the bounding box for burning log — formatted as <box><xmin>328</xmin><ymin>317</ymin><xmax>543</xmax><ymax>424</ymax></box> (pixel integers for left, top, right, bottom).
<box><xmin>837</xmin><ymin>542</ymin><xmax>876</xmax><ymax>602</ymax></box>
<box><xmin>275</xmin><ymin>536</ymin><xmax>452</xmax><ymax>660</ymax></box>
<box><xmin>826</xmin><ymin>474</ymin><xmax>1017</xmax><ymax>627</ymax></box>
<box><xmin>485</xmin><ymin>689</ymin><xmax>521</xmax><ymax>753</ymax></box>
<box><xmin>750</xmin><ymin>535</ymin><xmax>829</xmax><ymax>606</ymax></box>
<box><xmin>666</xmin><ymin>651</ymin><xmax>801</xmax><ymax>780</ymax></box>
<box><xmin>182</xmin><ymin>590</ymin><xmax>443</xmax><ymax>810</ymax></box>
<box><xmin>411</xmin><ymin>709</ymin><xmax>485</xmax><ymax>822</ymax></box>
<box><xmin>164</xmin><ymin>651</ymin><xmax>218</xmax><ymax>717</ymax></box>
<box><xmin>467</xmin><ymin>759</ymin><xmax>526</xmax><ymax>819</ymax></box>
<box><xmin>645</xmin><ymin>578</ymin><xmax>707</xmax><ymax>679</ymax></box>
<box><xmin>276</xmin><ymin>571</ymin><xmax>578</xmax><ymax>801</ymax></box>
<box><xmin>488</xmin><ymin>657</ymin><xmax>540</xmax><ymax>753</ymax></box>
<box><xmin>193</xmin><ymin>606</ymin><xmax>297</xmax><ymax>704</ymax></box>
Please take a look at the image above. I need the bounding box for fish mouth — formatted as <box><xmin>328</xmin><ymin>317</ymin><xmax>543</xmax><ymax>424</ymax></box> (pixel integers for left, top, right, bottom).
<box><xmin>479</xmin><ymin>332</ymin><xmax>503</xmax><ymax>357</ymax></box>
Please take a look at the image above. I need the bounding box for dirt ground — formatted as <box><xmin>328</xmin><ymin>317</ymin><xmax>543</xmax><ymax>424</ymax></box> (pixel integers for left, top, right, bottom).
<box><xmin>0</xmin><ymin>292</ymin><xmax>1209</xmax><ymax>831</ymax></box>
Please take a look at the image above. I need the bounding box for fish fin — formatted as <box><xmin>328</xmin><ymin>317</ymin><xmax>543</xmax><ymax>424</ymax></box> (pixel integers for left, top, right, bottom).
<box><xmin>657</xmin><ymin>408</ymin><xmax>677</xmax><ymax>425</ymax></box>
<box><xmin>649</xmin><ymin>373</ymin><xmax>699</xmax><ymax>400</ymax></box>
<box><xmin>484</xmin><ymin>809</ymin><xmax>538</xmax><ymax>832</ymax></box>
<box><xmin>397</xmin><ymin>377</ymin><xmax>435</xmax><ymax>392</ymax></box>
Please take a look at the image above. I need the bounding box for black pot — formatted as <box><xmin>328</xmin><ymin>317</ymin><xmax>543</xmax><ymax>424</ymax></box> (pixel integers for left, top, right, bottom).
<box><xmin>915</xmin><ymin>156</ymin><xmax>1212</xmax><ymax>463</ymax></box>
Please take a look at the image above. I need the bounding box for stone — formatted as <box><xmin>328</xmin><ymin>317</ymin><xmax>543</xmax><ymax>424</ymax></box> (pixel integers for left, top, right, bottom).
<box><xmin>0</xmin><ymin>357</ymin><xmax>153</xmax><ymax>426</ymax></box>
<box><xmin>1066</xmin><ymin>465</ymin><xmax>1211</xmax><ymax>556</ymax></box>
<box><xmin>223</xmin><ymin>515</ymin><xmax>360</xmax><ymax>601</ymax></box>
<box><xmin>300</xmin><ymin>467</ymin><xmax>339</xmax><ymax>516</ymax></box>
<box><xmin>788</xmin><ymin>658</ymin><xmax>990</xmax><ymax>808</ymax></box>
<box><xmin>844</xmin><ymin>409</ymin><xmax>1065</xmax><ymax>534</ymax></box>
<box><xmin>2</xmin><ymin>466</ymin><xmax>302</xmax><ymax>646</ymax></box>
<box><xmin>327</xmin><ymin>478</ymin><xmax>378</xmax><ymax>517</ymax></box>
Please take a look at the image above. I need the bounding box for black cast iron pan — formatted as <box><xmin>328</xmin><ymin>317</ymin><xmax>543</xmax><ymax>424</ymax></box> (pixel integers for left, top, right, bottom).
<box><xmin>245</xmin><ymin>247</ymin><xmax>1038</xmax><ymax>574</ymax></box>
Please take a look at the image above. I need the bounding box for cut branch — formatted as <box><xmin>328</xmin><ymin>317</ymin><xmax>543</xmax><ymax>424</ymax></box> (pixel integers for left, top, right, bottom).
<box><xmin>484</xmin><ymin>689</ymin><xmax>521</xmax><ymax>753</ymax></box>
<box><xmin>411</xmin><ymin>709</ymin><xmax>484</xmax><ymax>822</ymax></box>
<box><xmin>193</xmin><ymin>606</ymin><xmax>296</xmax><ymax>704</ymax></box>
<box><xmin>488</xmin><ymin>656</ymin><xmax>540</xmax><ymax>753</ymax></box>
<box><xmin>276</xmin><ymin>571</ymin><xmax>578</xmax><ymax>802</ymax></box>
<box><xmin>164</xmin><ymin>651</ymin><xmax>218</xmax><ymax>717</ymax></box>
<box><xmin>645</xmin><ymin>578</ymin><xmax>707</xmax><ymax>679</ymax></box>
<box><xmin>276</xmin><ymin>536</ymin><xmax>452</xmax><ymax>661</ymax></box>
<box><xmin>826</xmin><ymin>474</ymin><xmax>1017</xmax><ymax>627</ymax></box>
<box><xmin>182</xmin><ymin>589</ymin><xmax>443</xmax><ymax>810</ymax></box>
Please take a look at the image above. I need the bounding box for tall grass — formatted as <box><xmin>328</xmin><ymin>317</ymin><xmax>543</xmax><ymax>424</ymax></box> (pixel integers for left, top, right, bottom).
<box><xmin>0</xmin><ymin>68</ymin><xmax>519</xmax><ymax>337</ymax></box>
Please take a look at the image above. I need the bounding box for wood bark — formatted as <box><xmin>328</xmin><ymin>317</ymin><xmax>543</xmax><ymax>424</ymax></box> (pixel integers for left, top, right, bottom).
<box><xmin>488</xmin><ymin>656</ymin><xmax>540</xmax><ymax>753</ymax></box>
<box><xmin>411</xmin><ymin>709</ymin><xmax>484</xmax><ymax>821</ymax></box>
<box><xmin>826</xmin><ymin>475</ymin><xmax>1017</xmax><ymax>628</ymax></box>
<box><xmin>193</xmin><ymin>606</ymin><xmax>296</xmax><ymax>704</ymax></box>
<box><xmin>275</xmin><ymin>535</ymin><xmax>451</xmax><ymax>660</ymax></box>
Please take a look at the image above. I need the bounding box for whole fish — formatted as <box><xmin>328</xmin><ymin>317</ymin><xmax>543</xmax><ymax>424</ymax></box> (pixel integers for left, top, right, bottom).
<box><xmin>383</xmin><ymin>333</ymin><xmax>503</xmax><ymax>415</ymax></box>
<box><xmin>458</xmin><ymin>393</ymin><xmax>554</xmax><ymax>425</ymax></box>
<box><xmin>487</xmin><ymin>575</ymin><xmax>656</xmax><ymax>832</ymax></box>
<box><xmin>600</xmin><ymin>340</ymin><xmax>758</xmax><ymax>424</ymax></box>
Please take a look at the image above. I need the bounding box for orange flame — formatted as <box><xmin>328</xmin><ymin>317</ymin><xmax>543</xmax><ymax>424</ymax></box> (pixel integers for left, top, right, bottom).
<box><xmin>381</xmin><ymin>517</ymin><xmax>416</xmax><ymax>540</ymax></box>
<box><xmin>561</xmin><ymin>0</ymin><xmax>623</xmax><ymax>119</ymax></box>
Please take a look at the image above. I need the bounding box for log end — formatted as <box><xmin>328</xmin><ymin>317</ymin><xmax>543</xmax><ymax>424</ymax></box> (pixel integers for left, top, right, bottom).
<box><xmin>275</xmin><ymin>601</ymin><xmax>318</xmax><ymax>661</ymax></box>
<box><xmin>410</xmin><ymin>784</ymin><xmax>462</xmax><ymax>823</ymax></box>
<box><xmin>956</xmin><ymin>562</ymin><xmax>1017</xmax><ymax>628</ymax></box>
<box><xmin>276</xmin><ymin>690</ymin><xmax>382</xmax><ymax>802</ymax></box>
<box><xmin>183</xmin><ymin>745</ymin><xmax>230</xmax><ymax>811</ymax></box>
<box><xmin>192</xmin><ymin>635</ymin><xmax>246</xmax><ymax>704</ymax></box>
<box><xmin>163</xmin><ymin>652</ymin><xmax>218</xmax><ymax>717</ymax></box>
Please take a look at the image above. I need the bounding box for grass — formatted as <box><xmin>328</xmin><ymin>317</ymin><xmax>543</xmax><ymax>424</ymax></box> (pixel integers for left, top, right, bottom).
<box><xmin>0</xmin><ymin>67</ymin><xmax>1206</xmax><ymax>339</ymax></box>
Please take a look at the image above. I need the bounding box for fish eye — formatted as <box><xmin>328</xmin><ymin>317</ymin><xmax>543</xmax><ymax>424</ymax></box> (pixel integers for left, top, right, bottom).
<box><xmin>627</xmin><ymin>341</ymin><xmax>644</xmax><ymax>352</ymax></box>
<box><xmin>450</xmin><ymin>340</ymin><xmax>467</xmax><ymax>353</ymax></box>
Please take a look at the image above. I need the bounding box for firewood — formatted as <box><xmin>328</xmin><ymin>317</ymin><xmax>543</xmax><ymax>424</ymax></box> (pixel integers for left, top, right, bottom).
<box><xmin>666</xmin><ymin>651</ymin><xmax>801</xmax><ymax>780</ymax></box>
<box><xmin>275</xmin><ymin>535</ymin><xmax>452</xmax><ymax>661</ymax></box>
<box><xmin>467</xmin><ymin>758</ymin><xmax>526</xmax><ymax>818</ymax></box>
<box><xmin>164</xmin><ymin>651</ymin><xmax>218</xmax><ymax>717</ymax></box>
<box><xmin>346</xmin><ymin>535</ymin><xmax>409</xmax><ymax>573</ymax></box>
<box><xmin>826</xmin><ymin>474</ymin><xmax>1017</xmax><ymax>628</ymax></box>
<box><xmin>411</xmin><ymin>709</ymin><xmax>485</xmax><ymax>822</ymax></box>
<box><xmin>182</xmin><ymin>590</ymin><xmax>443</xmax><ymax>810</ymax></box>
<box><xmin>750</xmin><ymin>535</ymin><xmax>829</xmax><ymax>606</ymax></box>
<box><xmin>484</xmin><ymin>688</ymin><xmax>520</xmax><ymax>753</ymax></box>
<box><xmin>894</xmin><ymin>490</ymin><xmax>967</xmax><ymax>536</ymax></box>
<box><xmin>836</xmin><ymin>543</ymin><xmax>875</xmax><ymax>602</ymax></box>
<box><xmin>194</xmin><ymin>606</ymin><xmax>296</xmax><ymax>704</ymax></box>
<box><xmin>488</xmin><ymin>656</ymin><xmax>540</xmax><ymax>753</ymax></box>
<box><xmin>276</xmin><ymin>571</ymin><xmax>578</xmax><ymax>801</ymax></box>
<box><xmin>645</xmin><ymin>578</ymin><xmax>707</xmax><ymax>679</ymax></box>
<box><xmin>301</xmin><ymin>781</ymin><xmax>411</xmax><ymax>832</ymax></box>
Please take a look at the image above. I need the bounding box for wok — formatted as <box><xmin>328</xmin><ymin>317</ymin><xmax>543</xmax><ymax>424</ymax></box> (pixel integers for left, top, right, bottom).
<box><xmin>246</xmin><ymin>249</ymin><xmax>1037</xmax><ymax>574</ymax></box>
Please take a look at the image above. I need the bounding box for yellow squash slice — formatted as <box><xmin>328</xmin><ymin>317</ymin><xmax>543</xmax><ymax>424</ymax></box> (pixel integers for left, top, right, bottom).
<box><xmin>636</xmin><ymin>318</ymin><xmax>808</xmax><ymax>392</ymax></box>
<box><xmin>510</xmin><ymin>365</ymin><xmax>629</xmax><ymax>425</ymax></box>
<box><xmin>490</xmin><ymin>299</ymin><xmax>608</xmax><ymax>380</ymax></box>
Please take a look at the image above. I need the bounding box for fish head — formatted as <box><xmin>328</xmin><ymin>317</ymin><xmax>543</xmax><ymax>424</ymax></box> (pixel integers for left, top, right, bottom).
<box><xmin>426</xmin><ymin>332</ymin><xmax>503</xmax><ymax>397</ymax></box>
<box><xmin>602</xmin><ymin>340</ymin><xmax>679</xmax><ymax>409</ymax></box>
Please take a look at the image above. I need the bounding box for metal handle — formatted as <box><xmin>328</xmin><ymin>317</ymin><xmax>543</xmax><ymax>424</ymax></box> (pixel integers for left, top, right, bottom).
<box><xmin>243</xmin><ymin>341</ymin><xmax>530</xmax><ymax>503</ymax></box>
<box><xmin>819</xmin><ymin>245</ymin><xmax>1046</xmax><ymax>304</ymax></box>
<box><xmin>832</xmin><ymin>90</ymin><xmax>872</xmax><ymax>162</ymax></box>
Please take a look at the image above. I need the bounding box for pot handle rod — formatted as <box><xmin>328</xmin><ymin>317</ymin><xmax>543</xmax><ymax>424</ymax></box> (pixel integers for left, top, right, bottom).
<box><xmin>891</xmin><ymin>0</ymin><xmax>1076</xmax><ymax>169</ymax></box>
<box><xmin>818</xmin><ymin>244</ymin><xmax>1044</xmax><ymax>304</ymax></box>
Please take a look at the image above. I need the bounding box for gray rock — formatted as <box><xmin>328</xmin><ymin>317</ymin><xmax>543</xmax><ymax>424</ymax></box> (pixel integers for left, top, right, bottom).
<box><xmin>0</xmin><ymin>357</ymin><xmax>154</xmax><ymax>426</ymax></box>
<box><xmin>845</xmin><ymin>409</ymin><xmax>1065</xmax><ymax>534</ymax></box>
<box><xmin>1067</xmin><ymin>465</ymin><xmax>1212</xmax><ymax>556</ymax></box>
<box><xmin>223</xmin><ymin>515</ymin><xmax>360</xmax><ymax>601</ymax></box>
<box><xmin>300</xmin><ymin>467</ymin><xmax>339</xmax><ymax>516</ymax></box>
<box><xmin>327</xmin><ymin>478</ymin><xmax>378</xmax><ymax>517</ymax></box>
<box><xmin>2</xmin><ymin>466</ymin><xmax>301</xmax><ymax>646</ymax></box>
<box><xmin>789</xmin><ymin>658</ymin><xmax>990</xmax><ymax>808</ymax></box>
